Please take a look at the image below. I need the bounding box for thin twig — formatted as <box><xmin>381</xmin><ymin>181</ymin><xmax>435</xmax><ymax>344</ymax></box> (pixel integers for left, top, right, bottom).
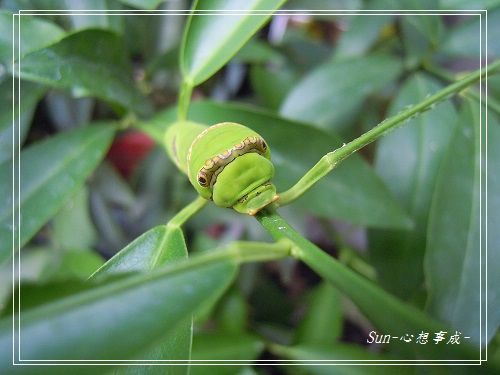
<box><xmin>279</xmin><ymin>60</ymin><xmax>500</xmax><ymax>205</ymax></box>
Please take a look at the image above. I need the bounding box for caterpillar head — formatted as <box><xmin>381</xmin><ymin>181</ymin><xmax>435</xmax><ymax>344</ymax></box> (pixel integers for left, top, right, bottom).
<box><xmin>187</xmin><ymin>122</ymin><xmax>279</xmax><ymax>215</ymax></box>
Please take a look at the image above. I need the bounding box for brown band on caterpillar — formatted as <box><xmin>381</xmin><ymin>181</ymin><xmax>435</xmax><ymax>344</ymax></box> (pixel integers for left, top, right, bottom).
<box><xmin>196</xmin><ymin>136</ymin><xmax>268</xmax><ymax>188</ymax></box>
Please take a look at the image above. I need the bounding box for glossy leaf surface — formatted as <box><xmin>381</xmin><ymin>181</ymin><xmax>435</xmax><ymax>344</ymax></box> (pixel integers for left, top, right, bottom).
<box><xmin>0</xmin><ymin>124</ymin><xmax>115</xmax><ymax>263</ymax></box>
<box><xmin>369</xmin><ymin>74</ymin><xmax>458</xmax><ymax>299</ymax></box>
<box><xmin>426</xmin><ymin>99</ymin><xmax>499</xmax><ymax>345</ymax></box>
<box><xmin>180</xmin><ymin>0</ymin><xmax>285</xmax><ymax>85</ymax></box>
<box><xmin>0</xmin><ymin>79</ymin><xmax>46</xmax><ymax>164</ymax></box>
<box><xmin>280</xmin><ymin>54</ymin><xmax>403</xmax><ymax>132</ymax></box>
<box><xmin>17</xmin><ymin>29</ymin><xmax>149</xmax><ymax>113</ymax></box>
<box><xmin>0</xmin><ymin>253</ymin><xmax>237</xmax><ymax>373</ymax></box>
<box><xmin>0</xmin><ymin>11</ymin><xmax>64</xmax><ymax>65</ymax></box>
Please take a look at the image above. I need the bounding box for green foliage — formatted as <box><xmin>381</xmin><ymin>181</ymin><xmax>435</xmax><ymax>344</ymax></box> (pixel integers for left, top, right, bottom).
<box><xmin>17</xmin><ymin>29</ymin><xmax>150</xmax><ymax>114</ymax></box>
<box><xmin>0</xmin><ymin>10</ymin><xmax>64</xmax><ymax>65</ymax></box>
<box><xmin>486</xmin><ymin>110</ymin><xmax>500</xmax><ymax>349</ymax></box>
<box><xmin>294</xmin><ymin>282</ymin><xmax>343</xmax><ymax>346</ymax></box>
<box><xmin>0</xmin><ymin>79</ymin><xmax>46</xmax><ymax>163</ymax></box>
<box><xmin>281</xmin><ymin>53</ymin><xmax>403</xmax><ymax>132</ymax></box>
<box><xmin>92</xmin><ymin>224</ymin><xmax>192</xmax><ymax>374</ymax></box>
<box><xmin>369</xmin><ymin>74</ymin><xmax>458</xmax><ymax>299</ymax></box>
<box><xmin>91</xmin><ymin>225</ymin><xmax>186</xmax><ymax>275</ymax></box>
<box><xmin>2</xmin><ymin>1</ymin><xmax>499</xmax><ymax>374</ymax></box>
<box><xmin>52</xmin><ymin>187</ymin><xmax>97</xmax><ymax>250</ymax></box>
<box><xmin>270</xmin><ymin>343</ymin><xmax>405</xmax><ymax>374</ymax></box>
<box><xmin>0</xmin><ymin>124</ymin><xmax>115</xmax><ymax>262</ymax></box>
<box><xmin>426</xmin><ymin>99</ymin><xmax>499</xmax><ymax>346</ymax></box>
<box><xmin>191</xmin><ymin>332</ymin><xmax>264</xmax><ymax>375</ymax></box>
<box><xmin>0</xmin><ymin>252</ymin><xmax>238</xmax><ymax>375</ymax></box>
<box><xmin>180</xmin><ymin>0</ymin><xmax>286</xmax><ymax>86</ymax></box>
<box><xmin>118</xmin><ymin>0</ymin><xmax>166</xmax><ymax>10</ymax></box>
<box><xmin>442</xmin><ymin>7</ymin><xmax>500</xmax><ymax>58</ymax></box>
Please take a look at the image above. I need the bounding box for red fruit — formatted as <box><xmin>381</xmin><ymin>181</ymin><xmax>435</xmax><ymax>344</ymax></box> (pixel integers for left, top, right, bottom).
<box><xmin>106</xmin><ymin>131</ymin><xmax>155</xmax><ymax>178</ymax></box>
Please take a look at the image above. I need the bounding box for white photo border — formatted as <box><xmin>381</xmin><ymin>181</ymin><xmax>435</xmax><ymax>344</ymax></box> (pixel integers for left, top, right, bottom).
<box><xmin>11</xmin><ymin>7</ymin><xmax>489</xmax><ymax>367</ymax></box>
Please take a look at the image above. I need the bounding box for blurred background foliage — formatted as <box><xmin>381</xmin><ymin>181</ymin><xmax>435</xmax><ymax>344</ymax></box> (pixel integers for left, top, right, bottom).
<box><xmin>0</xmin><ymin>0</ymin><xmax>499</xmax><ymax>373</ymax></box>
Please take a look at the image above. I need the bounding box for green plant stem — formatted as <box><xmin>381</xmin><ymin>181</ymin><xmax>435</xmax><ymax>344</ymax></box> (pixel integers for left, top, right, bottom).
<box><xmin>424</xmin><ymin>62</ymin><xmax>500</xmax><ymax>116</ymax></box>
<box><xmin>184</xmin><ymin>239</ymin><xmax>291</xmax><ymax>266</ymax></box>
<box><xmin>220</xmin><ymin>239</ymin><xmax>292</xmax><ymax>264</ymax></box>
<box><xmin>316</xmin><ymin>218</ymin><xmax>377</xmax><ymax>280</ymax></box>
<box><xmin>167</xmin><ymin>195</ymin><xmax>207</xmax><ymax>228</ymax></box>
<box><xmin>338</xmin><ymin>247</ymin><xmax>377</xmax><ymax>281</ymax></box>
<box><xmin>177</xmin><ymin>80</ymin><xmax>194</xmax><ymax>121</ymax></box>
<box><xmin>278</xmin><ymin>59</ymin><xmax>500</xmax><ymax>206</ymax></box>
<box><xmin>255</xmin><ymin>205</ymin><xmax>481</xmax><ymax>360</ymax></box>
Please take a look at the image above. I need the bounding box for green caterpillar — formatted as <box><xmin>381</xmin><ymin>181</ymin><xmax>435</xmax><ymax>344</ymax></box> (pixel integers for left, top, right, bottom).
<box><xmin>165</xmin><ymin>121</ymin><xmax>279</xmax><ymax>215</ymax></box>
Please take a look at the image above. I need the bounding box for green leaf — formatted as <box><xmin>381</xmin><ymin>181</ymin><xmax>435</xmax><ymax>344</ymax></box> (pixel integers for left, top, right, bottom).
<box><xmin>121</xmin><ymin>9</ymin><xmax>171</xmax><ymax>61</ymax></box>
<box><xmin>487</xmin><ymin>110</ymin><xmax>500</xmax><ymax>348</ymax></box>
<box><xmin>489</xmin><ymin>75</ymin><xmax>500</xmax><ymax>103</ymax></box>
<box><xmin>118</xmin><ymin>0</ymin><xmax>166</xmax><ymax>9</ymax></box>
<box><xmin>156</xmin><ymin>226</ymin><xmax>188</xmax><ymax>264</ymax></box>
<box><xmin>334</xmin><ymin>5</ymin><xmax>393</xmax><ymax>59</ymax></box>
<box><xmin>62</xmin><ymin>0</ymin><xmax>124</xmax><ymax>34</ymax></box>
<box><xmin>0</xmin><ymin>247</ymin><xmax>52</xmax><ymax>308</ymax></box>
<box><xmin>89</xmin><ymin>185</ymin><xmax>128</xmax><ymax>251</ymax></box>
<box><xmin>425</xmin><ymin>99</ymin><xmax>498</xmax><ymax>346</ymax></box>
<box><xmin>250</xmin><ymin>64</ymin><xmax>297</xmax><ymax>110</ymax></box>
<box><xmin>190</xmin><ymin>332</ymin><xmax>264</xmax><ymax>375</ymax></box>
<box><xmin>0</xmin><ymin>11</ymin><xmax>65</xmax><ymax>66</ymax></box>
<box><xmin>0</xmin><ymin>79</ymin><xmax>46</xmax><ymax>164</ymax></box>
<box><xmin>442</xmin><ymin>8</ymin><xmax>500</xmax><ymax>59</ymax></box>
<box><xmin>52</xmin><ymin>186</ymin><xmax>97</xmax><ymax>251</ymax></box>
<box><xmin>92</xmin><ymin>161</ymin><xmax>135</xmax><ymax>209</ymax></box>
<box><xmin>94</xmin><ymin>225</ymin><xmax>192</xmax><ymax>375</ymax></box>
<box><xmin>145</xmin><ymin>46</ymin><xmax>180</xmax><ymax>77</ymax></box>
<box><xmin>294</xmin><ymin>282</ymin><xmax>342</xmax><ymax>346</ymax></box>
<box><xmin>270</xmin><ymin>343</ymin><xmax>410</xmax><ymax>375</ymax></box>
<box><xmin>0</xmin><ymin>249</ymin><xmax>104</xmax><ymax>293</ymax></box>
<box><xmin>215</xmin><ymin>286</ymin><xmax>249</xmax><ymax>333</ymax></box>
<box><xmin>0</xmin><ymin>124</ymin><xmax>115</xmax><ymax>264</ymax></box>
<box><xmin>5</xmin><ymin>278</ymin><xmax>109</xmax><ymax>319</ymax></box>
<box><xmin>405</xmin><ymin>4</ymin><xmax>443</xmax><ymax>46</ymax></box>
<box><xmin>401</xmin><ymin>11</ymin><xmax>444</xmax><ymax>69</ymax></box>
<box><xmin>234</xmin><ymin>39</ymin><xmax>284</xmax><ymax>65</ymax></box>
<box><xmin>91</xmin><ymin>225</ymin><xmax>188</xmax><ymax>276</ymax></box>
<box><xmin>193</xmin><ymin>272</ymin><xmax>241</xmax><ymax>324</ymax></box>
<box><xmin>139</xmin><ymin>101</ymin><xmax>412</xmax><ymax>229</ymax></box>
<box><xmin>280</xmin><ymin>54</ymin><xmax>403</xmax><ymax>133</ymax></box>
<box><xmin>441</xmin><ymin>0</ymin><xmax>500</xmax><ymax>9</ymax></box>
<box><xmin>283</xmin><ymin>0</ymin><xmax>362</xmax><ymax>10</ymax></box>
<box><xmin>16</xmin><ymin>29</ymin><xmax>149</xmax><ymax>114</ymax></box>
<box><xmin>115</xmin><ymin>313</ymin><xmax>192</xmax><ymax>375</ymax></box>
<box><xmin>0</xmin><ymin>252</ymin><xmax>237</xmax><ymax>372</ymax></box>
<box><xmin>1</xmin><ymin>249</ymin><xmax>105</xmax><ymax>297</ymax></box>
<box><xmin>53</xmin><ymin>250</ymin><xmax>105</xmax><ymax>280</ymax></box>
<box><xmin>180</xmin><ymin>0</ymin><xmax>285</xmax><ymax>85</ymax></box>
<box><xmin>369</xmin><ymin>73</ymin><xmax>458</xmax><ymax>300</ymax></box>
<box><xmin>278</xmin><ymin>25</ymin><xmax>331</xmax><ymax>71</ymax></box>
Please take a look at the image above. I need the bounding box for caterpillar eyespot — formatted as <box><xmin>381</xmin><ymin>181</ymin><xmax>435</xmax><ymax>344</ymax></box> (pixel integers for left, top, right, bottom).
<box><xmin>198</xmin><ymin>175</ymin><xmax>208</xmax><ymax>187</ymax></box>
<box><xmin>165</xmin><ymin>121</ymin><xmax>279</xmax><ymax>215</ymax></box>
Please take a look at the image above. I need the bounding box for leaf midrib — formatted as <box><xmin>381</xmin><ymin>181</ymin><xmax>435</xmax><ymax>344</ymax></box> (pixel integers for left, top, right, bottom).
<box><xmin>18</xmin><ymin>252</ymin><xmax>235</xmax><ymax>326</ymax></box>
